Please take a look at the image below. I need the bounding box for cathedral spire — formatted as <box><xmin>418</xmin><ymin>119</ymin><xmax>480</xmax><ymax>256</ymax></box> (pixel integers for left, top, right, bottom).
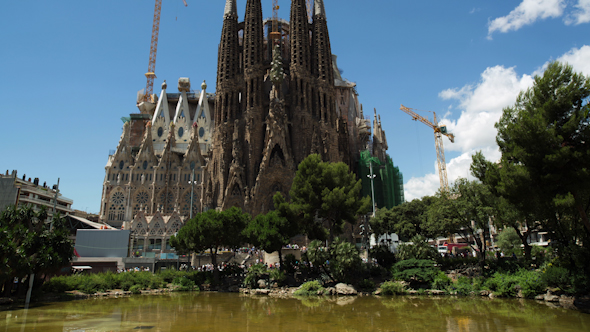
<box><xmin>314</xmin><ymin>0</ymin><xmax>326</xmax><ymax>17</ymax></box>
<box><xmin>290</xmin><ymin>0</ymin><xmax>311</xmax><ymax>73</ymax></box>
<box><xmin>224</xmin><ymin>0</ymin><xmax>237</xmax><ymax>18</ymax></box>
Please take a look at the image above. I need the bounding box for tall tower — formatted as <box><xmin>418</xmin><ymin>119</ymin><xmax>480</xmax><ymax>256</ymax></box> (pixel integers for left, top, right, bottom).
<box><xmin>243</xmin><ymin>0</ymin><xmax>266</xmax><ymax>188</ymax></box>
<box><xmin>311</xmin><ymin>0</ymin><xmax>339</xmax><ymax>161</ymax></box>
<box><xmin>289</xmin><ymin>0</ymin><xmax>314</xmax><ymax>164</ymax></box>
<box><xmin>208</xmin><ymin>0</ymin><xmax>241</xmax><ymax>210</ymax></box>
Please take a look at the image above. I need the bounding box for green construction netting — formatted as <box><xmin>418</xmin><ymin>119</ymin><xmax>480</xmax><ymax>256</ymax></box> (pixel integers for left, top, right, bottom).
<box><xmin>359</xmin><ymin>150</ymin><xmax>404</xmax><ymax>209</ymax></box>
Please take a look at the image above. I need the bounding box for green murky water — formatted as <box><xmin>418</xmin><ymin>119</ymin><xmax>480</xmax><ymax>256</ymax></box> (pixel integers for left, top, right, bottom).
<box><xmin>1</xmin><ymin>293</ymin><xmax>589</xmax><ymax>331</ymax></box>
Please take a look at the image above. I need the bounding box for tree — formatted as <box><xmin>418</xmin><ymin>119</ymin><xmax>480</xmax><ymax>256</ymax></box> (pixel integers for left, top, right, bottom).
<box><xmin>287</xmin><ymin>154</ymin><xmax>371</xmax><ymax>242</ymax></box>
<box><xmin>371</xmin><ymin>197</ymin><xmax>437</xmax><ymax>241</ymax></box>
<box><xmin>0</xmin><ymin>205</ymin><xmax>73</xmax><ymax>296</ymax></box>
<box><xmin>427</xmin><ymin>179</ymin><xmax>495</xmax><ymax>265</ymax></box>
<box><xmin>243</xmin><ymin>208</ymin><xmax>298</xmax><ymax>270</ymax></box>
<box><xmin>495</xmin><ymin>61</ymin><xmax>590</xmax><ymax>238</ymax></box>
<box><xmin>471</xmin><ymin>151</ymin><xmax>541</xmax><ymax>260</ymax></box>
<box><xmin>495</xmin><ymin>228</ymin><xmax>522</xmax><ymax>257</ymax></box>
<box><xmin>170</xmin><ymin>207</ymin><xmax>250</xmax><ymax>280</ymax></box>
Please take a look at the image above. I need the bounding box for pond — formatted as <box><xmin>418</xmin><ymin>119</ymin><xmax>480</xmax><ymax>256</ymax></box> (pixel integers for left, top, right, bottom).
<box><xmin>1</xmin><ymin>293</ymin><xmax>589</xmax><ymax>331</ymax></box>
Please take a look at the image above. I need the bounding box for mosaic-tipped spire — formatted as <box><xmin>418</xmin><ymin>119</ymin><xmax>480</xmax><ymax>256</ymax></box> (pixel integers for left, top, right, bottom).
<box><xmin>314</xmin><ymin>0</ymin><xmax>326</xmax><ymax>18</ymax></box>
<box><xmin>224</xmin><ymin>0</ymin><xmax>237</xmax><ymax>18</ymax></box>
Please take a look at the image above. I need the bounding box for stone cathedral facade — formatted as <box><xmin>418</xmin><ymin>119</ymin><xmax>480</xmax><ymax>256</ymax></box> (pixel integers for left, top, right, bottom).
<box><xmin>99</xmin><ymin>0</ymin><xmax>394</xmax><ymax>231</ymax></box>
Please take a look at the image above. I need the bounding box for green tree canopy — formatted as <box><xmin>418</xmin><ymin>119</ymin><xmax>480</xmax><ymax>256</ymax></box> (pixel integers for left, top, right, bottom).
<box><xmin>371</xmin><ymin>196</ymin><xmax>437</xmax><ymax>241</ymax></box>
<box><xmin>170</xmin><ymin>207</ymin><xmax>250</xmax><ymax>278</ymax></box>
<box><xmin>495</xmin><ymin>61</ymin><xmax>590</xmax><ymax>238</ymax></box>
<box><xmin>286</xmin><ymin>154</ymin><xmax>371</xmax><ymax>242</ymax></box>
<box><xmin>0</xmin><ymin>204</ymin><xmax>73</xmax><ymax>295</ymax></box>
<box><xmin>243</xmin><ymin>207</ymin><xmax>298</xmax><ymax>269</ymax></box>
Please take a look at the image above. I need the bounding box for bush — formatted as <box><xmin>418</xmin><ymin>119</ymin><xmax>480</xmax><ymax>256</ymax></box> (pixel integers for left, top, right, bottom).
<box><xmin>283</xmin><ymin>254</ymin><xmax>298</xmax><ymax>275</ymax></box>
<box><xmin>129</xmin><ymin>285</ymin><xmax>143</xmax><ymax>294</ymax></box>
<box><xmin>380</xmin><ymin>281</ymin><xmax>406</xmax><ymax>295</ymax></box>
<box><xmin>431</xmin><ymin>271</ymin><xmax>452</xmax><ymax>291</ymax></box>
<box><xmin>396</xmin><ymin>235</ymin><xmax>438</xmax><ymax>261</ymax></box>
<box><xmin>293</xmin><ymin>280</ymin><xmax>324</xmax><ymax>296</ymax></box>
<box><xmin>369</xmin><ymin>245</ymin><xmax>396</xmax><ymax>269</ymax></box>
<box><xmin>391</xmin><ymin>259</ymin><xmax>439</xmax><ymax>286</ymax></box>
<box><xmin>172</xmin><ymin>276</ymin><xmax>196</xmax><ymax>291</ymax></box>
<box><xmin>269</xmin><ymin>269</ymin><xmax>286</xmax><ymax>286</ymax></box>
<box><xmin>42</xmin><ymin>275</ymin><xmax>74</xmax><ymax>293</ymax></box>
<box><xmin>357</xmin><ymin>279</ymin><xmax>376</xmax><ymax>291</ymax></box>
<box><xmin>542</xmin><ymin>265</ymin><xmax>570</xmax><ymax>290</ymax></box>
<box><xmin>448</xmin><ymin>276</ymin><xmax>479</xmax><ymax>296</ymax></box>
<box><xmin>244</xmin><ymin>264</ymin><xmax>268</xmax><ymax>288</ymax></box>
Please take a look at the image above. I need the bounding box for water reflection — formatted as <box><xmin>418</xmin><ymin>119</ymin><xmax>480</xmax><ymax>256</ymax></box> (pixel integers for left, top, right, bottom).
<box><xmin>1</xmin><ymin>293</ymin><xmax>588</xmax><ymax>332</ymax></box>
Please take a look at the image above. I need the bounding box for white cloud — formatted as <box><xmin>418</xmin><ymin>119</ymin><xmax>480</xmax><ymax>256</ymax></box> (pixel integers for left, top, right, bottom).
<box><xmin>487</xmin><ymin>0</ymin><xmax>566</xmax><ymax>39</ymax></box>
<box><xmin>404</xmin><ymin>45</ymin><xmax>590</xmax><ymax>201</ymax></box>
<box><xmin>439</xmin><ymin>66</ymin><xmax>534</xmax><ymax>153</ymax></box>
<box><xmin>534</xmin><ymin>45</ymin><xmax>590</xmax><ymax>76</ymax></box>
<box><xmin>565</xmin><ymin>0</ymin><xmax>590</xmax><ymax>25</ymax></box>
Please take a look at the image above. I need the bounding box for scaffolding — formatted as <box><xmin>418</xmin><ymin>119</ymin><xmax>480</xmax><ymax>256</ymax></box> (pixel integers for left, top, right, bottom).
<box><xmin>359</xmin><ymin>150</ymin><xmax>404</xmax><ymax>210</ymax></box>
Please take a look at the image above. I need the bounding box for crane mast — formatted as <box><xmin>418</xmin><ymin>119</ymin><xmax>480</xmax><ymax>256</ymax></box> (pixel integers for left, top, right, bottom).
<box><xmin>144</xmin><ymin>0</ymin><xmax>162</xmax><ymax>103</ymax></box>
<box><xmin>400</xmin><ymin>104</ymin><xmax>455</xmax><ymax>192</ymax></box>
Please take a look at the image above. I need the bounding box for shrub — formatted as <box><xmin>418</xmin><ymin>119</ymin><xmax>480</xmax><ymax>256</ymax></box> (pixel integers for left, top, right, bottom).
<box><xmin>357</xmin><ymin>279</ymin><xmax>376</xmax><ymax>291</ymax></box>
<box><xmin>269</xmin><ymin>269</ymin><xmax>286</xmax><ymax>286</ymax></box>
<box><xmin>369</xmin><ymin>245</ymin><xmax>396</xmax><ymax>269</ymax></box>
<box><xmin>431</xmin><ymin>271</ymin><xmax>451</xmax><ymax>291</ymax></box>
<box><xmin>542</xmin><ymin>265</ymin><xmax>570</xmax><ymax>289</ymax></box>
<box><xmin>172</xmin><ymin>276</ymin><xmax>196</xmax><ymax>291</ymax></box>
<box><xmin>380</xmin><ymin>281</ymin><xmax>406</xmax><ymax>295</ymax></box>
<box><xmin>244</xmin><ymin>264</ymin><xmax>268</xmax><ymax>288</ymax></box>
<box><xmin>293</xmin><ymin>280</ymin><xmax>324</xmax><ymax>296</ymax></box>
<box><xmin>396</xmin><ymin>235</ymin><xmax>438</xmax><ymax>261</ymax></box>
<box><xmin>391</xmin><ymin>259</ymin><xmax>439</xmax><ymax>286</ymax></box>
<box><xmin>448</xmin><ymin>276</ymin><xmax>478</xmax><ymax>296</ymax></box>
<box><xmin>515</xmin><ymin>270</ymin><xmax>545</xmax><ymax>298</ymax></box>
<box><xmin>283</xmin><ymin>254</ymin><xmax>298</xmax><ymax>275</ymax></box>
<box><xmin>129</xmin><ymin>285</ymin><xmax>143</xmax><ymax>294</ymax></box>
<box><xmin>42</xmin><ymin>275</ymin><xmax>74</xmax><ymax>293</ymax></box>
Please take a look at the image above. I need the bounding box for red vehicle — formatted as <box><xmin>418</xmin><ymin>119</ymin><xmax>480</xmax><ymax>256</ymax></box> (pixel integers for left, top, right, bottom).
<box><xmin>439</xmin><ymin>242</ymin><xmax>470</xmax><ymax>254</ymax></box>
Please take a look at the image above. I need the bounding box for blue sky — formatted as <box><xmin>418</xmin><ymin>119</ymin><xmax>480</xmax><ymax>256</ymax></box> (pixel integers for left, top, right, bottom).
<box><xmin>1</xmin><ymin>0</ymin><xmax>589</xmax><ymax>214</ymax></box>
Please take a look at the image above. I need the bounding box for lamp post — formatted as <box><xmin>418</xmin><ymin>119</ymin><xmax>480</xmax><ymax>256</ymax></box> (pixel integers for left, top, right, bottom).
<box><xmin>364</xmin><ymin>161</ymin><xmax>377</xmax><ymax>250</ymax></box>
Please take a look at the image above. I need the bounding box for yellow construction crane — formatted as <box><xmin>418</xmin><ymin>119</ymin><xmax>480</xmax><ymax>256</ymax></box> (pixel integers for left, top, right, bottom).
<box><xmin>400</xmin><ymin>104</ymin><xmax>455</xmax><ymax>192</ymax></box>
<box><xmin>143</xmin><ymin>0</ymin><xmax>187</xmax><ymax>104</ymax></box>
<box><xmin>270</xmin><ymin>0</ymin><xmax>281</xmax><ymax>41</ymax></box>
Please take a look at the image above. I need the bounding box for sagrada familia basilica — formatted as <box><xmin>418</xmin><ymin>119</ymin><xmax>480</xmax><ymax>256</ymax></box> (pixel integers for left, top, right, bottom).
<box><xmin>98</xmin><ymin>0</ymin><xmax>403</xmax><ymax>246</ymax></box>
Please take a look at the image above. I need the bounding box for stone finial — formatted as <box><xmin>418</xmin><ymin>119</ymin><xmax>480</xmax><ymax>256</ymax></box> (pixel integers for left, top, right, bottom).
<box><xmin>201</xmin><ymin>80</ymin><xmax>207</xmax><ymax>90</ymax></box>
<box><xmin>162</xmin><ymin>80</ymin><xmax>167</xmax><ymax>90</ymax></box>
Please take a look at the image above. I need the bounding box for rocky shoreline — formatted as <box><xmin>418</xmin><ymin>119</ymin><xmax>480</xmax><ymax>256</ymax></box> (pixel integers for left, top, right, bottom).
<box><xmin>2</xmin><ymin>284</ymin><xmax>589</xmax><ymax>313</ymax></box>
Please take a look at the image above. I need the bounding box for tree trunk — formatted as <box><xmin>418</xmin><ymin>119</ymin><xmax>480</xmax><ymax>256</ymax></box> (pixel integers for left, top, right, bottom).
<box><xmin>513</xmin><ymin>226</ymin><xmax>531</xmax><ymax>261</ymax></box>
<box><xmin>278</xmin><ymin>249</ymin><xmax>283</xmax><ymax>271</ymax></box>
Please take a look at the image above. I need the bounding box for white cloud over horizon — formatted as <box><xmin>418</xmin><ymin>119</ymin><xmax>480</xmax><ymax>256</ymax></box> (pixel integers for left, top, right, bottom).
<box><xmin>403</xmin><ymin>46</ymin><xmax>590</xmax><ymax>202</ymax></box>
<box><xmin>487</xmin><ymin>0</ymin><xmax>590</xmax><ymax>39</ymax></box>
<box><xmin>488</xmin><ymin>0</ymin><xmax>566</xmax><ymax>39</ymax></box>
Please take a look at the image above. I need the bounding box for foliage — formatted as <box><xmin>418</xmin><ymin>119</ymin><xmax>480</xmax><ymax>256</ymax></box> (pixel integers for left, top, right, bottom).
<box><xmin>305</xmin><ymin>238</ymin><xmax>362</xmax><ymax>283</ymax></box>
<box><xmin>396</xmin><ymin>235</ymin><xmax>438</xmax><ymax>261</ymax></box>
<box><xmin>129</xmin><ymin>285</ymin><xmax>143</xmax><ymax>294</ymax></box>
<box><xmin>427</xmin><ymin>179</ymin><xmax>495</xmax><ymax>264</ymax></box>
<box><xmin>447</xmin><ymin>276</ymin><xmax>482</xmax><ymax>296</ymax></box>
<box><xmin>474</xmin><ymin>62</ymin><xmax>590</xmax><ymax>267</ymax></box>
<box><xmin>369</xmin><ymin>244</ymin><xmax>396</xmax><ymax>269</ymax></box>
<box><xmin>170</xmin><ymin>207</ymin><xmax>250</xmax><ymax>278</ymax></box>
<box><xmin>172</xmin><ymin>276</ymin><xmax>197</xmax><ymax>291</ymax></box>
<box><xmin>371</xmin><ymin>197</ymin><xmax>437</xmax><ymax>240</ymax></box>
<box><xmin>243</xmin><ymin>263</ymin><xmax>268</xmax><ymax>289</ymax></box>
<box><xmin>391</xmin><ymin>259</ymin><xmax>439</xmax><ymax>286</ymax></box>
<box><xmin>495</xmin><ymin>228</ymin><xmax>522</xmax><ymax>256</ymax></box>
<box><xmin>243</xmin><ymin>210</ymin><xmax>297</xmax><ymax>268</ymax></box>
<box><xmin>269</xmin><ymin>269</ymin><xmax>286</xmax><ymax>286</ymax></box>
<box><xmin>357</xmin><ymin>279</ymin><xmax>375</xmax><ymax>291</ymax></box>
<box><xmin>293</xmin><ymin>280</ymin><xmax>324</xmax><ymax>296</ymax></box>
<box><xmin>282</xmin><ymin>254</ymin><xmax>298</xmax><ymax>275</ymax></box>
<box><xmin>282</xmin><ymin>154</ymin><xmax>371</xmax><ymax>242</ymax></box>
<box><xmin>431</xmin><ymin>271</ymin><xmax>452</xmax><ymax>291</ymax></box>
<box><xmin>0</xmin><ymin>204</ymin><xmax>74</xmax><ymax>290</ymax></box>
<box><xmin>380</xmin><ymin>280</ymin><xmax>406</xmax><ymax>295</ymax></box>
<box><xmin>484</xmin><ymin>270</ymin><xmax>545</xmax><ymax>298</ymax></box>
